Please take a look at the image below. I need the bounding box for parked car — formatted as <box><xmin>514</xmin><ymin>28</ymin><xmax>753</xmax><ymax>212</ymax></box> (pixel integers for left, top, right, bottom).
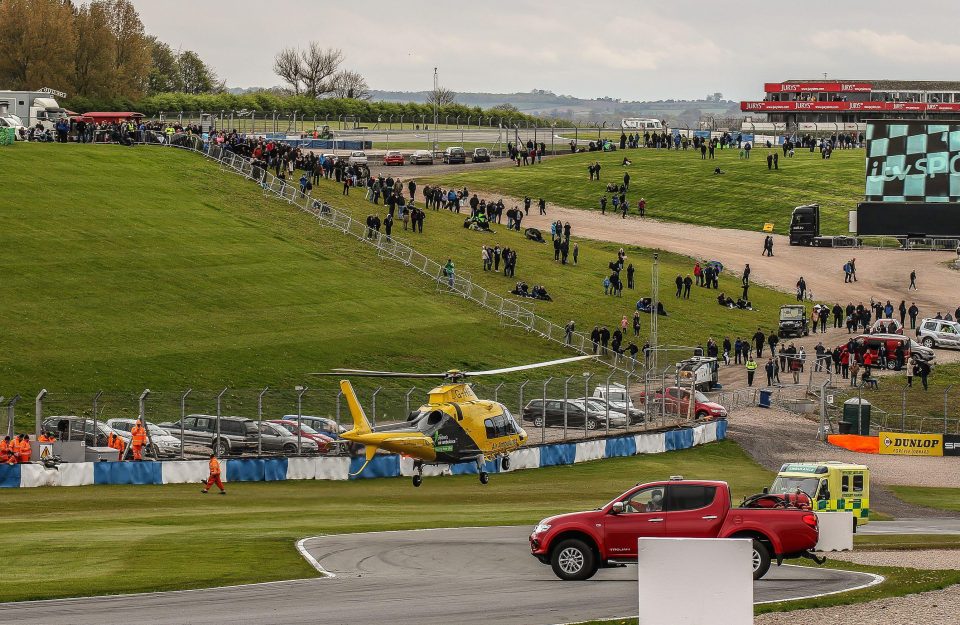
<box><xmin>637</xmin><ymin>387</ymin><xmax>727</xmax><ymax>420</ymax></box>
<box><xmin>529</xmin><ymin>478</ymin><xmax>820</xmax><ymax>581</ymax></box>
<box><xmin>158</xmin><ymin>414</ymin><xmax>259</xmax><ymax>456</ymax></box>
<box><xmin>578</xmin><ymin>397</ymin><xmax>644</xmax><ymax>424</ymax></box>
<box><xmin>471</xmin><ymin>147</ymin><xmax>490</xmax><ymax>163</ymax></box>
<box><xmin>522</xmin><ymin>399</ymin><xmax>628</xmax><ymax>430</ymax></box>
<box><xmin>258</xmin><ymin>420</ymin><xmax>319</xmax><ymax>455</ymax></box>
<box><xmin>442</xmin><ymin>146</ymin><xmax>466</xmax><ymax>164</ymax></box>
<box><xmin>283</xmin><ymin>415</ymin><xmax>346</xmax><ymax>438</ymax></box>
<box><xmin>918</xmin><ymin>318</ymin><xmax>960</xmax><ymax>349</ymax></box>
<box><xmin>868</xmin><ymin>318</ymin><xmax>903</xmax><ymax>335</ymax></box>
<box><xmin>269</xmin><ymin>419</ymin><xmax>334</xmax><ymax>453</ymax></box>
<box><xmin>846</xmin><ymin>333</ymin><xmax>935</xmax><ymax>369</ymax></box>
<box><xmin>347</xmin><ymin>150</ymin><xmax>368</xmax><ymax>165</ymax></box>
<box><xmin>106</xmin><ymin>418</ymin><xmax>181</xmax><ymax>458</ymax></box>
<box><xmin>41</xmin><ymin>416</ymin><xmax>118</xmax><ymax>447</ymax></box>
<box><xmin>382</xmin><ymin>150</ymin><xmax>404</xmax><ymax>166</ymax></box>
<box><xmin>408</xmin><ymin>149</ymin><xmax>434</xmax><ymax>165</ymax></box>
<box><xmin>592</xmin><ymin>383</ymin><xmax>639</xmax><ymax>412</ymax></box>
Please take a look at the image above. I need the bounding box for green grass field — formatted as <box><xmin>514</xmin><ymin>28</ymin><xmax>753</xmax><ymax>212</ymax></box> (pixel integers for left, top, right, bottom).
<box><xmin>0</xmin><ymin>144</ymin><xmax>582</xmax><ymax>424</ymax></box>
<box><xmin>0</xmin><ymin>440</ymin><xmax>770</xmax><ymax>602</ymax></box>
<box><xmin>307</xmin><ymin>172</ymin><xmax>798</xmax><ymax>356</ymax></box>
<box><xmin>422</xmin><ymin>145</ymin><xmax>864</xmax><ymax>234</ymax></box>
<box><xmin>889</xmin><ymin>486</ymin><xmax>960</xmax><ymax>512</ymax></box>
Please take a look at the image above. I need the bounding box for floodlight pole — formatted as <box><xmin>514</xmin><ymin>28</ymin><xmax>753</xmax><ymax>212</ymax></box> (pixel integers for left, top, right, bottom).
<box><xmin>649</xmin><ymin>253</ymin><xmax>660</xmax><ymax>375</ymax></box>
<box><xmin>433</xmin><ymin>67</ymin><xmax>439</xmax><ymax>154</ymax></box>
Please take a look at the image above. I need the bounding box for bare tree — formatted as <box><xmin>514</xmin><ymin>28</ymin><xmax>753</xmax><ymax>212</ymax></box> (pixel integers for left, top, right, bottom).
<box><xmin>300</xmin><ymin>43</ymin><xmax>342</xmax><ymax>98</ymax></box>
<box><xmin>426</xmin><ymin>86</ymin><xmax>456</xmax><ymax>107</ymax></box>
<box><xmin>273</xmin><ymin>46</ymin><xmax>303</xmax><ymax>95</ymax></box>
<box><xmin>330</xmin><ymin>70</ymin><xmax>370</xmax><ymax>100</ymax></box>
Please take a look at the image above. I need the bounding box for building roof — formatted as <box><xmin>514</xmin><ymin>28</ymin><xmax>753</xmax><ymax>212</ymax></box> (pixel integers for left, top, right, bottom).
<box><xmin>783</xmin><ymin>79</ymin><xmax>960</xmax><ymax>91</ymax></box>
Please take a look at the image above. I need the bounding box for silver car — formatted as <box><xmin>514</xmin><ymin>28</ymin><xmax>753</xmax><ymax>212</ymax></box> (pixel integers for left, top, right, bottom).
<box><xmin>918</xmin><ymin>318</ymin><xmax>960</xmax><ymax>349</ymax></box>
<box><xmin>106</xmin><ymin>418</ymin><xmax>182</xmax><ymax>458</ymax></box>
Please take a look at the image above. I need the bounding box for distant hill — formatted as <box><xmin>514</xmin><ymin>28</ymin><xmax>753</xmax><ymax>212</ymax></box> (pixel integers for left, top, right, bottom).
<box><xmin>369</xmin><ymin>89</ymin><xmax>743</xmax><ymax>126</ymax></box>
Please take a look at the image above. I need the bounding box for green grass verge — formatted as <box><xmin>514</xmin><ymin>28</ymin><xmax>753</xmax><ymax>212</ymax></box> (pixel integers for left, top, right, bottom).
<box><xmin>889</xmin><ymin>486</ymin><xmax>960</xmax><ymax>512</ymax></box>
<box><xmin>421</xmin><ymin>146</ymin><xmax>863</xmax><ymax>234</ymax></box>
<box><xmin>0</xmin><ymin>440</ymin><xmax>771</xmax><ymax>602</ymax></box>
<box><xmin>855</xmin><ymin>533</ymin><xmax>960</xmax><ymax>550</ymax></box>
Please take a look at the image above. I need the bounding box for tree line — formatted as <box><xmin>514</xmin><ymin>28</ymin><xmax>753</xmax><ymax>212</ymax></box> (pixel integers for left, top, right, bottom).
<box><xmin>0</xmin><ymin>0</ymin><xmax>219</xmax><ymax>102</ymax></box>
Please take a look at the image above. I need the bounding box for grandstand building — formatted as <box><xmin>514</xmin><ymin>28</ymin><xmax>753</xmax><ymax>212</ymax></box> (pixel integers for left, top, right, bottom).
<box><xmin>740</xmin><ymin>80</ymin><xmax>960</xmax><ymax>125</ymax></box>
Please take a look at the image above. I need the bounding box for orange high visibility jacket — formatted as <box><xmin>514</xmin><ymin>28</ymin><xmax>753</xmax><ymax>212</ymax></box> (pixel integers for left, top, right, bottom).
<box><xmin>0</xmin><ymin>439</ymin><xmax>9</xmax><ymax>458</ymax></box>
<box><xmin>131</xmin><ymin>424</ymin><xmax>147</xmax><ymax>446</ymax></box>
<box><xmin>209</xmin><ymin>457</ymin><xmax>221</xmax><ymax>476</ymax></box>
<box><xmin>38</xmin><ymin>434</ymin><xmax>54</xmax><ymax>443</ymax></box>
<box><xmin>17</xmin><ymin>439</ymin><xmax>31</xmax><ymax>462</ymax></box>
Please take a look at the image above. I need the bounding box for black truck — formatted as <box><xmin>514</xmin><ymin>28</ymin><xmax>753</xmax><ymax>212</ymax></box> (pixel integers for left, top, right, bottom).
<box><xmin>788</xmin><ymin>204</ymin><xmax>860</xmax><ymax>247</ymax></box>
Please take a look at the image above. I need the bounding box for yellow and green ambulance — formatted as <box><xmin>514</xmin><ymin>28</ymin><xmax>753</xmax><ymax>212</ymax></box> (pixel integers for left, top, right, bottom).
<box><xmin>770</xmin><ymin>461</ymin><xmax>870</xmax><ymax>530</ymax></box>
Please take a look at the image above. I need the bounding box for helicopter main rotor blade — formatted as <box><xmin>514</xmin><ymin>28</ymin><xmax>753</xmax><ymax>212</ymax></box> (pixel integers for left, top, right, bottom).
<box><xmin>463</xmin><ymin>355</ymin><xmax>596</xmax><ymax>377</ymax></box>
<box><xmin>309</xmin><ymin>369</ymin><xmax>446</xmax><ymax>378</ymax></box>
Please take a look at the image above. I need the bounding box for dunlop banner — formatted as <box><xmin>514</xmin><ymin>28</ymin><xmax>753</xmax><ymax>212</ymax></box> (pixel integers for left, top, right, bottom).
<box><xmin>944</xmin><ymin>435</ymin><xmax>960</xmax><ymax>457</ymax></box>
<box><xmin>878</xmin><ymin>431</ymin><xmax>943</xmax><ymax>456</ymax></box>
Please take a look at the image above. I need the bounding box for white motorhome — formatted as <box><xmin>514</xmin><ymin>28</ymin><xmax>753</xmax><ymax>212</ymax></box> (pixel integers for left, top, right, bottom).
<box><xmin>620</xmin><ymin>118</ymin><xmax>664</xmax><ymax>131</ymax></box>
<box><xmin>0</xmin><ymin>88</ymin><xmax>68</xmax><ymax>130</ymax></box>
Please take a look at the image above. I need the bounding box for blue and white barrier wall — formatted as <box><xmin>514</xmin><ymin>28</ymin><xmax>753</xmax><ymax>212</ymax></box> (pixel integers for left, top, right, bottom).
<box><xmin>1</xmin><ymin>420</ymin><xmax>726</xmax><ymax>488</ymax></box>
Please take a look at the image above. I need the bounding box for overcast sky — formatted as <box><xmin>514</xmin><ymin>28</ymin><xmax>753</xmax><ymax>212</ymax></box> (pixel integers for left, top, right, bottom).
<box><xmin>129</xmin><ymin>0</ymin><xmax>960</xmax><ymax>101</ymax></box>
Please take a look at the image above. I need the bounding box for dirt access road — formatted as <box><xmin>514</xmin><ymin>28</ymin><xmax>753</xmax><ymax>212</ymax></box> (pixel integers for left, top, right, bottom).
<box><xmin>458</xmin><ymin>191</ymin><xmax>958</xmax><ymax>317</ymax></box>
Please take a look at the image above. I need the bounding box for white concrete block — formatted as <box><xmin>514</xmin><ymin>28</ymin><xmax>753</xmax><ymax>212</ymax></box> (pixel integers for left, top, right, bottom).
<box><xmin>815</xmin><ymin>512</ymin><xmax>854</xmax><ymax>552</ymax></box>
<box><xmin>315</xmin><ymin>456</ymin><xmax>350</xmax><ymax>481</ymax></box>
<box><xmin>504</xmin><ymin>447</ymin><xmax>540</xmax><ymax>472</ymax></box>
<box><xmin>636</xmin><ymin>432</ymin><xmax>666</xmax><ymax>454</ymax></box>
<box><xmin>58</xmin><ymin>462</ymin><xmax>94</xmax><ymax>486</ymax></box>
<box><xmin>161</xmin><ymin>460</ymin><xmax>208</xmax><ymax>484</ymax></box>
<box><xmin>574</xmin><ymin>440</ymin><xmax>605</xmax><ymax>463</ymax></box>
<box><xmin>638</xmin><ymin>538</ymin><xmax>752</xmax><ymax>625</ymax></box>
<box><xmin>286</xmin><ymin>457</ymin><xmax>318</xmax><ymax>480</ymax></box>
<box><xmin>19</xmin><ymin>464</ymin><xmax>61</xmax><ymax>488</ymax></box>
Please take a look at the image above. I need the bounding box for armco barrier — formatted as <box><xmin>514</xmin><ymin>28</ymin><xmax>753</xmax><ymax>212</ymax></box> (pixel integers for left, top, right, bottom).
<box><xmin>7</xmin><ymin>421</ymin><xmax>726</xmax><ymax>488</ymax></box>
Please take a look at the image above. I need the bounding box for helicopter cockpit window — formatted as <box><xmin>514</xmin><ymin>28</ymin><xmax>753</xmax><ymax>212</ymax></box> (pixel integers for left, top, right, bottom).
<box><xmin>484</xmin><ymin>411</ymin><xmax>518</xmax><ymax>439</ymax></box>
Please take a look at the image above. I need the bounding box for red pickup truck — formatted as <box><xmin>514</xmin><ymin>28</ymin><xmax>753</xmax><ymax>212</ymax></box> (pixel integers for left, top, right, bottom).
<box><xmin>530</xmin><ymin>478</ymin><xmax>820</xmax><ymax>581</ymax></box>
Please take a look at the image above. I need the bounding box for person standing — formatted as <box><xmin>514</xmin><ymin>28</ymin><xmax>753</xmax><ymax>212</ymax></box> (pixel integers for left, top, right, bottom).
<box><xmin>898</xmin><ymin>300</ymin><xmax>907</xmax><ymax>326</ymax></box>
<box><xmin>675</xmin><ymin>274</ymin><xmax>683</xmax><ymax>298</ymax></box>
<box><xmin>909</xmin><ymin>270</ymin><xmax>917</xmax><ymax>290</ymax></box>
<box><xmin>201</xmin><ymin>453</ymin><xmax>226</xmax><ymax>495</ymax></box>
<box><xmin>753</xmin><ymin>328</ymin><xmax>765</xmax><ymax>358</ymax></box>
<box><xmin>917</xmin><ymin>360</ymin><xmax>931</xmax><ymax>391</ymax></box>
<box><xmin>908</xmin><ymin>302</ymin><xmax>919</xmax><ymax>329</ymax></box>
<box><xmin>538</xmin><ymin>198</ymin><xmax>546</xmax><ymax>215</ymax></box>
<box><xmin>796</xmin><ymin>277</ymin><xmax>807</xmax><ymax>301</ymax></box>
<box><xmin>764</xmin><ymin>358</ymin><xmax>775</xmax><ymax>386</ymax></box>
<box><xmin>849</xmin><ymin>360</ymin><xmax>860</xmax><ymax>387</ymax></box>
<box><xmin>907</xmin><ymin>358</ymin><xmax>915</xmax><ymax>387</ymax></box>
<box><xmin>573</xmin><ymin>242</ymin><xmax>579</xmax><ymax>265</ymax></box>
<box><xmin>683</xmin><ymin>274</ymin><xmax>692</xmax><ymax>299</ymax></box>
<box><xmin>633</xmin><ymin>311</ymin><xmax>641</xmax><ymax>337</ymax></box>
<box><xmin>564</xmin><ymin>320</ymin><xmax>575</xmax><ymax>345</ymax></box>
<box><xmin>745</xmin><ymin>356</ymin><xmax>758</xmax><ymax>387</ymax></box>
<box><xmin>130</xmin><ymin>419</ymin><xmax>147</xmax><ymax>461</ymax></box>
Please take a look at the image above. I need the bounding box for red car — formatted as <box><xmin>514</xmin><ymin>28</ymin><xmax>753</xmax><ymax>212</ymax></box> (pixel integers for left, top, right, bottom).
<box><xmin>269</xmin><ymin>420</ymin><xmax>334</xmax><ymax>453</ymax></box>
<box><xmin>529</xmin><ymin>478</ymin><xmax>820</xmax><ymax>581</ymax></box>
<box><xmin>382</xmin><ymin>150</ymin><xmax>404</xmax><ymax>166</ymax></box>
<box><xmin>639</xmin><ymin>387</ymin><xmax>727</xmax><ymax>420</ymax></box>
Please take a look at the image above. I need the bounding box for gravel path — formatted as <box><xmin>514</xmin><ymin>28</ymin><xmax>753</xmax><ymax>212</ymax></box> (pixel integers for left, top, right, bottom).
<box><xmin>827</xmin><ymin>549</ymin><xmax>960</xmax><ymax>569</ymax></box>
<box><xmin>754</xmin><ymin>584</ymin><xmax>960</xmax><ymax>625</ymax></box>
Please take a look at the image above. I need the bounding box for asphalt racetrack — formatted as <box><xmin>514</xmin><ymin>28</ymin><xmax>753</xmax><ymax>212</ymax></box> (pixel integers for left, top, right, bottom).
<box><xmin>0</xmin><ymin>526</ymin><xmax>884</xmax><ymax>625</ymax></box>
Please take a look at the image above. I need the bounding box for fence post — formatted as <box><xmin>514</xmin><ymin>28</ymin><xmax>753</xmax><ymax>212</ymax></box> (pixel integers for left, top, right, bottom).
<box><xmin>5</xmin><ymin>395</ymin><xmax>19</xmax><ymax>439</ymax></box>
<box><xmin>92</xmin><ymin>390</ymin><xmax>102</xmax><ymax>447</ymax></box>
<box><xmin>518</xmin><ymin>380</ymin><xmax>529</xmax><ymax>424</ymax></box>
<box><xmin>139</xmin><ymin>389</ymin><xmax>154</xmax><ymax>457</ymax></box>
<box><xmin>564</xmin><ymin>375</ymin><xmax>575</xmax><ymax>441</ymax></box>
<box><xmin>371</xmin><ymin>387</ymin><xmax>381</xmax><ymax>428</ymax></box>
<box><xmin>945</xmin><ymin>385</ymin><xmax>954</xmax><ymax>434</ymax></box>
<box><xmin>493</xmin><ymin>382</ymin><xmax>503</xmax><ymax>403</ymax></box>
<box><xmin>35</xmin><ymin>388</ymin><xmax>46</xmax><ymax>438</ymax></box>
<box><xmin>541</xmin><ymin>377</ymin><xmax>553</xmax><ymax>444</ymax></box>
<box><xmin>297</xmin><ymin>386</ymin><xmax>308</xmax><ymax>455</ymax></box>
<box><xmin>180</xmin><ymin>388</ymin><xmax>192</xmax><ymax>460</ymax></box>
<box><xmin>336</xmin><ymin>390</ymin><xmax>343</xmax><ymax>429</ymax></box>
<box><xmin>216</xmin><ymin>387</ymin><xmax>228</xmax><ymax>456</ymax></box>
<box><xmin>405</xmin><ymin>387</ymin><xmax>418</xmax><ymax>416</ymax></box>
<box><xmin>258</xmin><ymin>387</ymin><xmax>269</xmax><ymax>457</ymax></box>
<box><xmin>605</xmin><ymin>373</ymin><xmax>613</xmax><ymax>437</ymax></box>
<box><xmin>901</xmin><ymin>383</ymin><xmax>908</xmax><ymax>432</ymax></box>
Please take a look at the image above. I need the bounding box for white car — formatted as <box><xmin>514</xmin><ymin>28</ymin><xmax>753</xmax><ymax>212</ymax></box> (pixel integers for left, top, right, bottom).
<box><xmin>106</xmin><ymin>418</ymin><xmax>182</xmax><ymax>458</ymax></box>
<box><xmin>348</xmin><ymin>150</ymin><xmax>368</xmax><ymax>165</ymax></box>
<box><xmin>918</xmin><ymin>318</ymin><xmax>960</xmax><ymax>349</ymax></box>
<box><xmin>592</xmin><ymin>383</ymin><xmax>638</xmax><ymax>412</ymax></box>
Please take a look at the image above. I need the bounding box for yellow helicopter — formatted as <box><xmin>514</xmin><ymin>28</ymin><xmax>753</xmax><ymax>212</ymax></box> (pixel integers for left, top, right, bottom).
<box><xmin>312</xmin><ymin>355</ymin><xmax>593</xmax><ymax>487</ymax></box>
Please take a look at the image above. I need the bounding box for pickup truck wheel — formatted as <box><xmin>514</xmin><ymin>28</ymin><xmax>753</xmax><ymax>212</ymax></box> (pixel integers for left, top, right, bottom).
<box><xmin>921</xmin><ymin>337</ymin><xmax>935</xmax><ymax>348</ymax></box>
<box><xmin>752</xmin><ymin>539</ymin><xmax>772</xmax><ymax>580</ymax></box>
<box><xmin>695</xmin><ymin>410</ymin><xmax>709</xmax><ymax>420</ymax></box>
<box><xmin>214</xmin><ymin>439</ymin><xmax>230</xmax><ymax>456</ymax></box>
<box><xmin>551</xmin><ymin>539</ymin><xmax>597</xmax><ymax>581</ymax></box>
